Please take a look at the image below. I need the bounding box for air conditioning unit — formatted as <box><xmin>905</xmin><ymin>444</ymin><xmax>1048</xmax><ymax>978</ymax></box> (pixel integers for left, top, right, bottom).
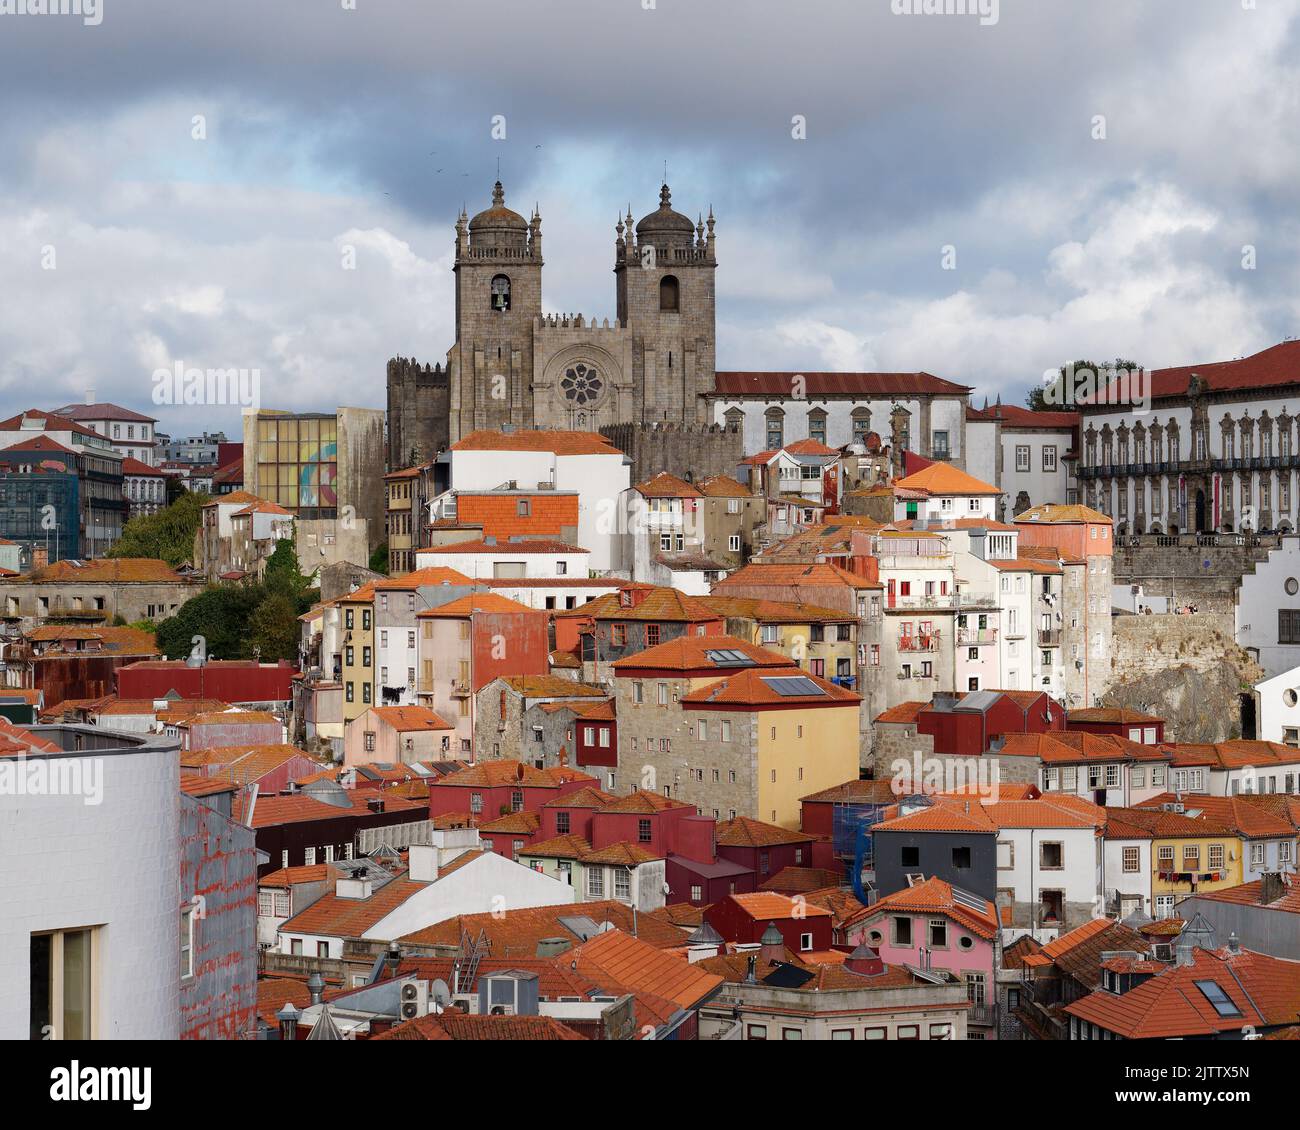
<box><xmin>489</xmin><ymin>1004</ymin><xmax>516</xmax><ymax>1016</ymax></box>
<box><xmin>451</xmin><ymin>993</ymin><xmax>478</xmax><ymax>1014</ymax></box>
<box><xmin>399</xmin><ymin>980</ymin><xmax>429</xmax><ymax>1019</ymax></box>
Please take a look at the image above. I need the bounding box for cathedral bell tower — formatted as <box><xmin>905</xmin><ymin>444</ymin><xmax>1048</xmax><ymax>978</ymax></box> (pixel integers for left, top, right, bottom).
<box><xmin>448</xmin><ymin>181</ymin><xmax>543</xmax><ymax>441</ymax></box>
<box><xmin>614</xmin><ymin>184</ymin><xmax>717</xmax><ymax>426</ymax></box>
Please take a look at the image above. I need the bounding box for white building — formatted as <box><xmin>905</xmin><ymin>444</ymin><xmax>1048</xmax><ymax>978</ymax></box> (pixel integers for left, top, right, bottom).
<box><xmin>447</xmin><ymin>431</ymin><xmax>631</xmax><ymax>571</ymax></box>
<box><xmin>1255</xmin><ymin>664</ymin><xmax>1300</xmax><ymax>746</ymax></box>
<box><xmin>415</xmin><ymin>538</ymin><xmax>591</xmax><ymax>581</ymax></box>
<box><xmin>1237</xmin><ymin>535</ymin><xmax>1300</xmax><ymax>678</ymax></box>
<box><xmin>276</xmin><ymin>830</ymin><xmax>575</xmax><ymax>958</ymax></box>
<box><xmin>966</xmin><ymin>403</ymin><xmax>1080</xmax><ymax>517</ymax></box>
<box><xmin>892</xmin><ymin>461</ymin><xmax>1002</xmax><ymax>523</ymax></box>
<box><xmin>707</xmin><ymin>371</ymin><xmax>972</xmax><ymax>466</ymax></box>
<box><xmin>49</xmin><ymin>399</ymin><xmax>159</xmax><ymax>467</ymax></box>
<box><xmin>0</xmin><ymin>724</ymin><xmax>180</xmax><ymax>1039</ymax></box>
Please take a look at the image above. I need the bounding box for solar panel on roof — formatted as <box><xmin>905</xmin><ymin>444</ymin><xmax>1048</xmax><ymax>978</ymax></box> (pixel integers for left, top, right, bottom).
<box><xmin>761</xmin><ymin>676</ymin><xmax>827</xmax><ymax>697</ymax></box>
<box><xmin>705</xmin><ymin>649</ymin><xmax>755</xmax><ymax>667</ymax></box>
<box><xmin>951</xmin><ymin>887</ymin><xmax>987</xmax><ymax>913</ymax></box>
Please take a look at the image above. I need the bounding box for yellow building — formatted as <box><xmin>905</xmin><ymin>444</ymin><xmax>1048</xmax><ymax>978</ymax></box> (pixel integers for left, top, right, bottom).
<box><xmin>612</xmin><ymin>635</ymin><xmax>860</xmax><ymax>829</ymax></box>
<box><xmin>701</xmin><ymin>596</ymin><xmax>859</xmax><ymax>688</ymax></box>
<box><xmin>1109</xmin><ymin>806</ymin><xmax>1243</xmax><ymax>918</ymax></box>
<box><xmin>337</xmin><ymin>585</ymin><xmax>376</xmax><ymax>724</ymax></box>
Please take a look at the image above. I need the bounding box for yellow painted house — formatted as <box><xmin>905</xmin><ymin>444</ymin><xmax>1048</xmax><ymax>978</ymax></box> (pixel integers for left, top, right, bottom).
<box><xmin>701</xmin><ymin>596</ymin><xmax>859</xmax><ymax>688</ymax></box>
<box><xmin>612</xmin><ymin>634</ymin><xmax>861</xmax><ymax>830</ymax></box>
<box><xmin>1107</xmin><ymin>806</ymin><xmax>1244</xmax><ymax>918</ymax></box>
<box><xmin>337</xmin><ymin>585</ymin><xmax>377</xmax><ymax>725</ymax></box>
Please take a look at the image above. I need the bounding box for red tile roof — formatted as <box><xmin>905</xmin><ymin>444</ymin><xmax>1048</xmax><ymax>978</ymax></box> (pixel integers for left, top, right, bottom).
<box><xmin>715</xmin><ymin>815</ymin><xmax>815</xmax><ymax>849</ymax></box>
<box><xmin>611</xmin><ymin>633</ymin><xmax>789</xmax><ymax>673</ymax></box>
<box><xmin>374</xmin><ymin>1012</ymin><xmax>587</xmax><ymax>1041</ymax></box>
<box><xmin>451</xmin><ymin>430</ymin><xmax>622</xmax><ymax>455</ymax></box>
<box><xmin>894</xmin><ymin>462</ymin><xmax>1001</xmax><ymax>497</ymax></box>
<box><xmin>844</xmin><ymin>877</ymin><xmax>998</xmax><ymax>939</ymax></box>
<box><xmin>368</xmin><ymin>705</ymin><xmax>455</xmax><ymax>732</ymax></box>
<box><xmin>1082</xmin><ymin>339</ymin><xmax>1300</xmax><ymax>405</ymax></box>
<box><xmin>567</xmin><ymin>928</ymin><xmax>724</xmax><ymax>1011</ymax></box>
<box><xmin>681</xmin><ymin>666</ymin><xmax>860</xmax><ymax>707</ymax></box>
<box><xmin>713</xmin><ymin>372</ymin><xmax>972</xmax><ymax>397</ymax></box>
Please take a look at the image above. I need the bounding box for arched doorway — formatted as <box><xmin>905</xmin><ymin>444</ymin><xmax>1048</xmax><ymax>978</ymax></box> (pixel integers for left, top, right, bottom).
<box><xmin>1194</xmin><ymin>489</ymin><xmax>1207</xmax><ymax>533</ymax></box>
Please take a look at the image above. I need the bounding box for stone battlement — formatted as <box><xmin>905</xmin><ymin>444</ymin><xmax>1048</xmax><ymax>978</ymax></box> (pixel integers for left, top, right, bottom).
<box><xmin>535</xmin><ymin>314</ymin><xmax>624</xmax><ymax>331</ymax></box>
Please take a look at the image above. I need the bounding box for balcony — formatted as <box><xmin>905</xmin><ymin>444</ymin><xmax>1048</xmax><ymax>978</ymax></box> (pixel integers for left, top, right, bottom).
<box><xmin>450</xmin><ymin>679</ymin><xmax>472</xmax><ymax>698</ymax></box>
<box><xmin>898</xmin><ymin>634</ymin><xmax>941</xmax><ymax>652</ymax></box>
<box><xmin>956</xmin><ymin>628</ymin><xmax>997</xmax><ymax>645</ymax></box>
<box><xmin>1037</xmin><ymin>629</ymin><xmax>1062</xmax><ymax>647</ymax></box>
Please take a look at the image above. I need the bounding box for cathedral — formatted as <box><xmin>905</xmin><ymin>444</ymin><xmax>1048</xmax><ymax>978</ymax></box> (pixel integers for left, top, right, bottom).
<box><xmin>386</xmin><ymin>179</ymin><xmax>720</xmax><ymax>467</ymax></box>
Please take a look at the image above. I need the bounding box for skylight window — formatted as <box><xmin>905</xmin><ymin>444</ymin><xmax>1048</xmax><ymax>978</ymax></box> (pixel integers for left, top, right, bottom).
<box><xmin>1193</xmin><ymin>980</ymin><xmax>1243</xmax><ymax>1018</ymax></box>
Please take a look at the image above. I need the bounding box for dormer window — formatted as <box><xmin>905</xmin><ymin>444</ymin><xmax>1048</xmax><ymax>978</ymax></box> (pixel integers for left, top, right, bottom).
<box><xmin>491</xmin><ymin>274</ymin><xmax>511</xmax><ymax>312</ymax></box>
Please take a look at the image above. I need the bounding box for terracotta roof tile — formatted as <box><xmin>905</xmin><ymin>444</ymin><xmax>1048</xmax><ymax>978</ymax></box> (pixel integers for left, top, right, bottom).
<box><xmin>451</xmin><ymin>429</ymin><xmax>622</xmax><ymax>456</ymax></box>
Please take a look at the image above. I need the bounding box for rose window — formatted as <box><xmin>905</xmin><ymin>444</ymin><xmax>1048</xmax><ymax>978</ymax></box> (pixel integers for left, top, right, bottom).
<box><xmin>561</xmin><ymin>363</ymin><xmax>602</xmax><ymax>405</ymax></box>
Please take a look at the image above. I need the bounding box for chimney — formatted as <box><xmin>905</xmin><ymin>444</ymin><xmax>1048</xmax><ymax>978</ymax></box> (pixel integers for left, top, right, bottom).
<box><xmin>85</xmin><ymin>388</ymin><xmax>96</xmax><ymax>406</ymax></box>
<box><xmin>759</xmin><ymin>921</ymin><xmax>784</xmax><ymax>963</ymax></box>
<box><xmin>384</xmin><ymin>940</ymin><xmax>401</xmax><ymax>978</ymax></box>
<box><xmin>1260</xmin><ymin>871</ymin><xmax>1284</xmax><ymax>906</ymax></box>
<box><xmin>307</xmin><ymin>971</ymin><xmax>324</xmax><ymax>1006</ymax></box>
<box><xmin>1227</xmin><ymin>932</ymin><xmax>1242</xmax><ymax>956</ymax></box>
<box><xmin>845</xmin><ymin>942</ymin><xmax>886</xmax><ymax>977</ymax></box>
<box><xmin>744</xmin><ymin>953</ymin><xmax>757</xmax><ymax>983</ymax></box>
<box><xmin>408</xmin><ymin>843</ymin><xmax>440</xmax><ymax>883</ymax></box>
<box><xmin>335</xmin><ymin>875</ymin><xmax>373</xmax><ymax>900</ymax></box>
<box><xmin>276</xmin><ymin>1002</ymin><xmax>301</xmax><ymax>1041</ymax></box>
<box><xmin>1174</xmin><ymin>937</ymin><xmax>1195</xmax><ymax>967</ymax></box>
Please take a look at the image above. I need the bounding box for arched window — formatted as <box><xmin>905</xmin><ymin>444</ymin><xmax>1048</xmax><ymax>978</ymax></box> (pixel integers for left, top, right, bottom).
<box><xmin>491</xmin><ymin>274</ymin><xmax>511</xmax><ymax>312</ymax></box>
<box><xmin>659</xmin><ymin>275</ymin><xmax>679</xmax><ymax>312</ymax></box>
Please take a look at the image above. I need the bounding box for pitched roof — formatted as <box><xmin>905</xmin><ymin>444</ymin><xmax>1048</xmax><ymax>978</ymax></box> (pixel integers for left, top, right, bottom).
<box><xmin>49</xmin><ymin>401</ymin><xmax>157</xmax><ymax>424</ymax></box>
<box><xmin>451</xmin><ymin>429</ymin><xmax>622</xmax><ymax>455</ymax></box>
<box><xmin>22</xmin><ymin>558</ymin><xmax>182</xmax><ymax>584</ymax></box>
<box><xmin>433</xmin><ymin>761</ymin><xmax>596</xmax><ymax>790</ymax></box>
<box><xmin>1192</xmin><ymin>877</ymin><xmax>1300</xmax><ymax>914</ymax></box>
<box><xmin>698</xmin><ymin>595</ymin><xmax>854</xmax><ymax>624</ymax></box>
<box><xmin>415</xmin><ymin>593</ymin><xmax>538</xmax><ymax>617</ymax></box>
<box><xmin>1014</xmin><ymin>504</ymin><xmax>1111</xmax><ymax>525</ymax></box>
<box><xmin>634</xmin><ymin>471</ymin><xmax>702</xmax><ymax>498</ymax></box>
<box><xmin>966</xmin><ymin>403</ymin><xmax>1080</xmax><ymax>429</ymax></box>
<box><xmin>713</xmin><ymin>371</ymin><xmax>972</xmax><ymax>397</ymax></box>
<box><xmin>845</xmin><ymin>877</ymin><xmax>998</xmax><ymax>939</ymax></box>
<box><xmin>723</xmin><ymin>892</ymin><xmax>833</xmax><ymax>921</ymax></box>
<box><xmin>374</xmin><ymin>1013</ymin><xmax>586</xmax><ymax>1041</ymax></box>
<box><xmin>496</xmin><ymin>675</ymin><xmax>607</xmax><ymax>698</ymax></box>
<box><xmin>567</xmin><ymin>928</ymin><xmax>724</xmax><ymax>1011</ymax></box>
<box><xmin>278</xmin><ymin>878</ymin><xmax>428</xmax><ymax>938</ymax></box>
<box><xmin>120</xmin><ymin>456</ymin><xmax>164</xmax><ymax>476</ymax></box>
<box><xmin>372</xmin><ymin>566</ymin><xmax>473</xmax><ymax>589</ymax></box>
<box><xmin>697</xmin><ymin>474</ymin><xmax>752</xmax><ymax>498</ymax></box>
<box><xmin>553</xmin><ymin>586</ymin><xmax>721</xmax><ymax>622</ymax></box>
<box><xmin>1082</xmin><ymin>339</ymin><xmax>1300</xmax><ymax>404</ymax></box>
<box><xmin>421</xmin><ymin>538</ymin><xmax>588</xmax><ymax>555</ymax></box>
<box><xmin>894</xmin><ymin>462</ymin><xmax>1001</xmax><ymax>497</ymax></box>
<box><xmin>713</xmin><ymin>560</ymin><xmax>882</xmax><ymax>590</ymax></box>
<box><xmin>681</xmin><ymin>666</ymin><xmax>860</xmax><ymax>707</ymax></box>
<box><xmin>398</xmin><ymin>899</ymin><xmax>687</xmax><ymax>951</ymax></box>
<box><xmin>715</xmin><ymin>815</ymin><xmax>816</xmax><ymax>849</ymax></box>
<box><xmin>610</xmin><ymin>634</ymin><xmax>789</xmax><ymax>673</ymax></box>
<box><xmin>1064</xmin><ymin>946</ymin><xmax>1300</xmax><ymax>1037</ymax></box>
<box><xmin>368</xmin><ymin>705</ymin><xmax>455</xmax><ymax>732</ymax></box>
<box><xmin>1068</xmin><ymin>707</ymin><xmax>1163</xmax><ymax>725</ymax></box>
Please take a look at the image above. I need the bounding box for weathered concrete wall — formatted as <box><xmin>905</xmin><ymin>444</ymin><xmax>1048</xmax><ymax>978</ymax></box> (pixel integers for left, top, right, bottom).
<box><xmin>1112</xmin><ymin>541</ymin><xmax>1277</xmax><ymax>614</ymax></box>
<box><xmin>1104</xmin><ymin>613</ymin><xmax>1264</xmax><ymax>742</ymax></box>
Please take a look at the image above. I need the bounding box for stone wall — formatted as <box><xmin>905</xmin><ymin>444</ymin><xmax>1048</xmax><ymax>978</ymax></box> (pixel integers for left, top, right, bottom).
<box><xmin>1104</xmin><ymin>613</ymin><xmax>1264</xmax><ymax>742</ymax></box>
<box><xmin>1112</xmin><ymin>539</ymin><xmax>1278</xmax><ymax>615</ymax></box>
<box><xmin>600</xmin><ymin>421</ymin><xmax>743</xmax><ymax>486</ymax></box>
<box><xmin>385</xmin><ymin>357</ymin><xmax>449</xmax><ymax>470</ymax></box>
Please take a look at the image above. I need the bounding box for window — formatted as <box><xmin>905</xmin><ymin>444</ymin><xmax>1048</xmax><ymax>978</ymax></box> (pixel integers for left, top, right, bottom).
<box><xmin>1280</xmin><ymin>609</ymin><xmax>1300</xmax><ymax>645</ymax></box>
<box><xmin>638</xmin><ymin>819</ymin><xmax>652</xmax><ymax>843</ymax></box>
<box><xmin>799</xmin><ymin>932</ymin><xmax>813</xmax><ymax>952</ymax></box>
<box><xmin>1040</xmin><ymin>842</ymin><xmax>1063</xmax><ymax>869</ymax></box>
<box><xmin>951</xmin><ymin>846</ymin><xmax>971</xmax><ymax>869</ymax></box>
<box><xmin>1209</xmin><ymin>843</ymin><xmax>1224</xmax><ymax>870</ymax></box>
<box><xmin>747</xmin><ymin>1024</ymin><xmax>768</xmax><ymax>1040</ymax></box>
<box><xmin>897</xmin><ymin>1025</ymin><xmax>920</xmax><ymax>1040</ymax></box>
<box><xmin>556</xmin><ymin>811</ymin><xmax>571</xmax><ymax>835</ymax></box>
<box><xmin>728</xmin><ymin>534</ymin><xmax>741</xmax><ymax>552</ymax></box>
<box><xmin>614</xmin><ymin>869</ymin><xmax>631</xmax><ymax>901</ymax></box>
<box><xmin>659</xmin><ymin>275</ymin><xmax>679</xmax><ymax>312</ymax></box>
<box><xmin>1015</xmin><ymin>445</ymin><xmax>1031</xmax><ymax>472</ymax></box>
<box><xmin>1042</xmin><ymin>446</ymin><xmax>1057</xmax><ymax>472</ymax></box>
<box><xmin>1123</xmin><ymin>846</ymin><xmax>1140</xmax><ymax>873</ymax></box>
<box><xmin>929</xmin><ymin>919</ymin><xmax>948</xmax><ymax>948</ymax></box>
<box><xmin>892</xmin><ymin>916</ymin><xmax>913</xmax><ymax>946</ymax></box>
<box><xmin>30</xmin><ymin>928</ymin><xmax>96</xmax><ymax>1040</ymax></box>
<box><xmin>587</xmin><ymin>869</ymin><xmax>605</xmax><ymax>898</ymax></box>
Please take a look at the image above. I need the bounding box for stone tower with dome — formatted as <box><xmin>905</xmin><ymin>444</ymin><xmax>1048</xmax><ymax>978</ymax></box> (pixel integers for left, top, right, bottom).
<box><xmin>425</xmin><ymin>179</ymin><xmax>719</xmax><ymax>445</ymax></box>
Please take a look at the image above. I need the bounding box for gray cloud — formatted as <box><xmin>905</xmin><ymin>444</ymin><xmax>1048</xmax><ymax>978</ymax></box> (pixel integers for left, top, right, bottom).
<box><xmin>1</xmin><ymin>0</ymin><xmax>1298</xmax><ymax>435</ymax></box>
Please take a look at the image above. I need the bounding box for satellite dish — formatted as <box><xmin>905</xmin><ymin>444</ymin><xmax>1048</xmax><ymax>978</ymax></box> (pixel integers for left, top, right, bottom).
<box><xmin>430</xmin><ymin>979</ymin><xmax>451</xmax><ymax>1009</ymax></box>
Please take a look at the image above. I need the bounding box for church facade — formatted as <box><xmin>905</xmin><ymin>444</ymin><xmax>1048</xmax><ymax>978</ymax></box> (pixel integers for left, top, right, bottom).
<box><xmin>431</xmin><ymin>180</ymin><xmax>719</xmax><ymax>445</ymax></box>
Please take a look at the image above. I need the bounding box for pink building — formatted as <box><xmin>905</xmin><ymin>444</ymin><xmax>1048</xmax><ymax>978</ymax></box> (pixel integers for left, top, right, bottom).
<box><xmin>840</xmin><ymin>876</ymin><xmax>998</xmax><ymax>1036</ymax></box>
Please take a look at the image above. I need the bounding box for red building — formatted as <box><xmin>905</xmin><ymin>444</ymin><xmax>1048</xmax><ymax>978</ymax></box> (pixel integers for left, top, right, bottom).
<box><xmin>876</xmin><ymin>688</ymin><xmax>1065</xmax><ymax>758</ymax></box>
<box><xmin>715</xmin><ymin>816</ymin><xmax>817</xmax><ymax>885</ymax></box>
<box><xmin>573</xmin><ymin>700</ymin><xmax>618</xmax><ymax>768</ymax></box>
<box><xmin>117</xmin><ymin>659</ymin><xmax>297</xmax><ymax>705</ymax></box>
<box><xmin>704</xmin><ymin>892</ymin><xmax>835</xmax><ymax>953</ymax></box>
<box><xmin>427</xmin><ymin>760</ymin><xmax>597</xmax><ymax>826</ymax></box>
<box><xmin>1066</xmin><ymin>707</ymin><xmax>1166</xmax><ymax>745</ymax></box>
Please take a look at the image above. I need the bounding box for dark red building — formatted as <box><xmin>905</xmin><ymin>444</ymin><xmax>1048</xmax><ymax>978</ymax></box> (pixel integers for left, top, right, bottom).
<box><xmin>704</xmin><ymin>892</ymin><xmax>835</xmax><ymax>953</ymax></box>
<box><xmin>117</xmin><ymin>659</ymin><xmax>297</xmax><ymax>705</ymax></box>
<box><xmin>715</xmin><ymin>816</ymin><xmax>817</xmax><ymax>885</ymax></box>
<box><xmin>879</xmin><ymin>688</ymin><xmax>1065</xmax><ymax>758</ymax></box>
<box><xmin>427</xmin><ymin>761</ymin><xmax>597</xmax><ymax>825</ymax></box>
<box><xmin>1066</xmin><ymin>707</ymin><xmax>1166</xmax><ymax>745</ymax></box>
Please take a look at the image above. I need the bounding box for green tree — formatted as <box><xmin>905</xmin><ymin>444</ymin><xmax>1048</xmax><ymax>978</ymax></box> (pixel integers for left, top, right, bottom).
<box><xmin>248</xmin><ymin>592</ymin><xmax>301</xmax><ymax>663</ymax></box>
<box><xmin>155</xmin><ymin>584</ymin><xmax>264</xmax><ymax>660</ymax></box>
<box><xmin>264</xmin><ymin>535</ymin><xmax>311</xmax><ymax>598</ymax></box>
<box><xmin>1027</xmin><ymin>358</ymin><xmax>1141</xmax><ymax>411</ymax></box>
<box><xmin>369</xmin><ymin>542</ymin><xmax>389</xmax><ymax>575</ymax></box>
<box><xmin>109</xmin><ymin>491</ymin><xmax>209</xmax><ymax>566</ymax></box>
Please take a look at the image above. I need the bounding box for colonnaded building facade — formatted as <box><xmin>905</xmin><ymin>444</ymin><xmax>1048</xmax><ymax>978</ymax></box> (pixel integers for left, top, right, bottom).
<box><xmin>1076</xmin><ymin>340</ymin><xmax>1300</xmax><ymax>535</ymax></box>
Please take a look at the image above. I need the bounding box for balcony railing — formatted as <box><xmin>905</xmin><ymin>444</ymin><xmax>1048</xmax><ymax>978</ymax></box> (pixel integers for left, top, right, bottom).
<box><xmin>956</xmin><ymin>628</ymin><xmax>997</xmax><ymax>645</ymax></box>
<box><xmin>1037</xmin><ymin>629</ymin><xmax>1062</xmax><ymax>647</ymax></box>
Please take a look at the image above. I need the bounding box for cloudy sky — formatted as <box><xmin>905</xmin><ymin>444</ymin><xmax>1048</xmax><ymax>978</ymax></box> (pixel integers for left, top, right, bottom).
<box><xmin>2</xmin><ymin>0</ymin><xmax>1298</xmax><ymax>437</ymax></box>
